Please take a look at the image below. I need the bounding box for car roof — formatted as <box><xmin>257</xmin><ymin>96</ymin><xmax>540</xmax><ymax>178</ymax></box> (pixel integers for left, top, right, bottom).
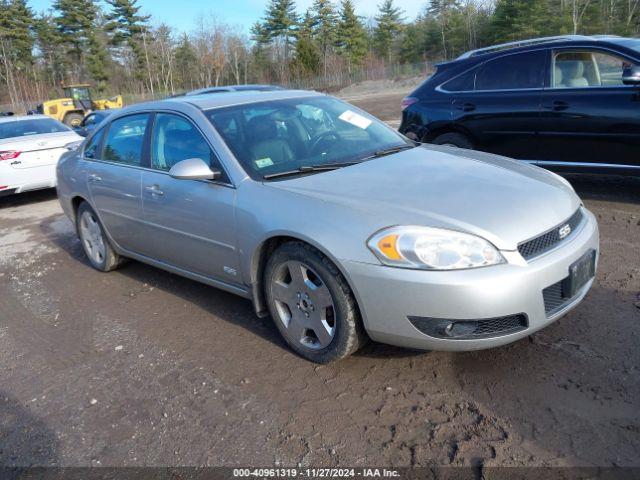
<box><xmin>185</xmin><ymin>84</ymin><xmax>283</xmax><ymax>96</ymax></box>
<box><xmin>148</xmin><ymin>89</ymin><xmax>324</xmax><ymax>111</ymax></box>
<box><xmin>451</xmin><ymin>35</ymin><xmax>634</xmax><ymax>64</ymax></box>
<box><xmin>88</xmin><ymin>110</ymin><xmax>118</xmax><ymax>117</ymax></box>
<box><xmin>0</xmin><ymin>114</ymin><xmax>52</xmax><ymax>124</ymax></box>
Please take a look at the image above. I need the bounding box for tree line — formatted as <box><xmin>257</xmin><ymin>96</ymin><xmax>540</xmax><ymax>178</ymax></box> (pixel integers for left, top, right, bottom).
<box><xmin>2</xmin><ymin>0</ymin><xmax>640</xmax><ymax>110</ymax></box>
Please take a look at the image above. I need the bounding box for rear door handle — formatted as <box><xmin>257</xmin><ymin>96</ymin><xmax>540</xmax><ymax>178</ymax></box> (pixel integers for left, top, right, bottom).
<box><xmin>543</xmin><ymin>101</ymin><xmax>569</xmax><ymax>111</ymax></box>
<box><xmin>456</xmin><ymin>103</ymin><xmax>476</xmax><ymax>112</ymax></box>
<box><xmin>145</xmin><ymin>185</ymin><xmax>164</xmax><ymax>196</ymax></box>
<box><xmin>88</xmin><ymin>173</ymin><xmax>102</xmax><ymax>182</ymax></box>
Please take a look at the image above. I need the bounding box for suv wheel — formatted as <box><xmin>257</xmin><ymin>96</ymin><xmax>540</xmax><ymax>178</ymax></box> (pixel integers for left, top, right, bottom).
<box><xmin>432</xmin><ymin>132</ymin><xmax>473</xmax><ymax>149</ymax></box>
<box><xmin>264</xmin><ymin>242</ymin><xmax>368</xmax><ymax>363</ymax></box>
<box><xmin>76</xmin><ymin>202</ymin><xmax>122</xmax><ymax>272</ymax></box>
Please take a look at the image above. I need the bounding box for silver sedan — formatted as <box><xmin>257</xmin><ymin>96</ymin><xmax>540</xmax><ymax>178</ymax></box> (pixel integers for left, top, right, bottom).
<box><xmin>56</xmin><ymin>90</ymin><xmax>599</xmax><ymax>363</ymax></box>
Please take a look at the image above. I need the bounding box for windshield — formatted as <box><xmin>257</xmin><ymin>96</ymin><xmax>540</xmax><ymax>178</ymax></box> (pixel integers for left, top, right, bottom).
<box><xmin>205</xmin><ymin>96</ymin><xmax>410</xmax><ymax>180</ymax></box>
<box><xmin>0</xmin><ymin>118</ymin><xmax>71</xmax><ymax>140</ymax></box>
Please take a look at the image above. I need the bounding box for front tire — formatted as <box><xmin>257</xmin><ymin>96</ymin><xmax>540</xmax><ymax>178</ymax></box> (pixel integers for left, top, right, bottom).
<box><xmin>264</xmin><ymin>242</ymin><xmax>368</xmax><ymax>363</ymax></box>
<box><xmin>76</xmin><ymin>202</ymin><xmax>122</xmax><ymax>272</ymax></box>
<box><xmin>432</xmin><ymin>132</ymin><xmax>473</xmax><ymax>149</ymax></box>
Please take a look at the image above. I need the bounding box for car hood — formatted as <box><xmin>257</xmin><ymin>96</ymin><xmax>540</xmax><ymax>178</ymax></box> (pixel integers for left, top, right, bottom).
<box><xmin>268</xmin><ymin>145</ymin><xmax>581</xmax><ymax>251</ymax></box>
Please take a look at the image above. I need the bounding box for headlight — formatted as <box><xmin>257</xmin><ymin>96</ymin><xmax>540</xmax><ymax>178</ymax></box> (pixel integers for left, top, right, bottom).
<box><xmin>367</xmin><ymin>226</ymin><xmax>504</xmax><ymax>270</ymax></box>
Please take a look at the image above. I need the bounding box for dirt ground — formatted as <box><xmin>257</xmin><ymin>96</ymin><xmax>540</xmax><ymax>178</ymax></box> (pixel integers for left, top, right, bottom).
<box><xmin>0</xmin><ymin>92</ymin><xmax>639</xmax><ymax>468</ymax></box>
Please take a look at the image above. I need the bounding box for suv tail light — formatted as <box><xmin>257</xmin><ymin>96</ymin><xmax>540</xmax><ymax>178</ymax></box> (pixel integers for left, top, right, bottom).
<box><xmin>401</xmin><ymin>97</ymin><xmax>419</xmax><ymax>111</ymax></box>
<box><xmin>0</xmin><ymin>151</ymin><xmax>21</xmax><ymax>161</ymax></box>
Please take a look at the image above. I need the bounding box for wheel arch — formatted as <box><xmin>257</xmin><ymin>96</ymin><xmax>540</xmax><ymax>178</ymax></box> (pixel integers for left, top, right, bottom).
<box><xmin>70</xmin><ymin>194</ymin><xmax>88</xmax><ymax>223</ymax></box>
<box><xmin>249</xmin><ymin>234</ymin><xmax>364</xmax><ymax>324</ymax></box>
<box><xmin>422</xmin><ymin>123</ymin><xmax>478</xmax><ymax>145</ymax></box>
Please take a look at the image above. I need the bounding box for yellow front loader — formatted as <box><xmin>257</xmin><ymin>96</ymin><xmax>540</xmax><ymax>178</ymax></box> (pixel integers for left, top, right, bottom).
<box><xmin>37</xmin><ymin>84</ymin><xmax>123</xmax><ymax>127</ymax></box>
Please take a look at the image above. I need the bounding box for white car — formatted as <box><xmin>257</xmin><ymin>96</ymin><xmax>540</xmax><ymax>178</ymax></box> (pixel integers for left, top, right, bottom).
<box><xmin>0</xmin><ymin>115</ymin><xmax>82</xmax><ymax>196</ymax></box>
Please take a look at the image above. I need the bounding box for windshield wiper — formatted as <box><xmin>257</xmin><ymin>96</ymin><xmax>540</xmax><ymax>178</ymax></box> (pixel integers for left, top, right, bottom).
<box><xmin>262</xmin><ymin>162</ymin><xmax>359</xmax><ymax>180</ymax></box>
<box><xmin>362</xmin><ymin>143</ymin><xmax>417</xmax><ymax>161</ymax></box>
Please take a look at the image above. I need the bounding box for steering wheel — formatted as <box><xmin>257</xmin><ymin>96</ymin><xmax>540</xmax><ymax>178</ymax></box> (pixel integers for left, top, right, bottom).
<box><xmin>309</xmin><ymin>131</ymin><xmax>341</xmax><ymax>156</ymax></box>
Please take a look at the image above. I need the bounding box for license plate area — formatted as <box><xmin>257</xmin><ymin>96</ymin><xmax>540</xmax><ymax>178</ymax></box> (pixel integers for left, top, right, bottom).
<box><xmin>562</xmin><ymin>249</ymin><xmax>596</xmax><ymax>299</ymax></box>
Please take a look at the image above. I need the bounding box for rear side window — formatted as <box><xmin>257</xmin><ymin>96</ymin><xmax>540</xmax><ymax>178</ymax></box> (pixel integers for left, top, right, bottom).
<box><xmin>103</xmin><ymin>114</ymin><xmax>150</xmax><ymax>166</ymax></box>
<box><xmin>441</xmin><ymin>69</ymin><xmax>476</xmax><ymax>92</ymax></box>
<box><xmin>475</xmin><ymin>51</ymin><xmax>546</xmax><ymax>91</ymax></box>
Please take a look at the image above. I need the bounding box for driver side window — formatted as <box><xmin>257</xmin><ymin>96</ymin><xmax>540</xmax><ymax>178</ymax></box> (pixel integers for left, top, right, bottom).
<box><xmin>553</xmin><ymin>50</ymin><xmax>636</xmax><ymax>88</ymax></box>
<box><xmin>150</xmin><ymin>113</ymin><xmax>225</xmax><ymax>179</ymax></box>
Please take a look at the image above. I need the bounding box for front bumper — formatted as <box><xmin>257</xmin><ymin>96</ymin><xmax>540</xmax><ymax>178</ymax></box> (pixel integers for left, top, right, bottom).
<box><xmin>342</xmin><ymin>208</ymin><xmax>599</xmax><ymax>351</ymax></box>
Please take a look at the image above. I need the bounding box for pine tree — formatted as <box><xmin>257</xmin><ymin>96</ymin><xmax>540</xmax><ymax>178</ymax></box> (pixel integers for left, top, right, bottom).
<box><xmin>310</xmin><ymin>0</ymin><xmax>338</xmax><ymax>76</ymax></box>
<box><xmin>105</xmin><ymin>0</ymin><xmax>150</xmax><ymax>83</ymax></box>
<box><xmin>174</xmin><ymin>33</ymin><xmax>196</xmax><ymax>90</ymax></box>
<box><xmin>263</xmin><ymin>0</ymin><xmax>299</xmax><ymax>61</ymax></box>
<box><xmin>293</xmin><ymin>9</ymin><xmax>321</xmax><ymax>78</ymax></box>
<box><xmin>34</xmin><ymin>13</ymin><xmax>66</xmax><ymax>88</ymax></box>
<box><xmin>53</xmin><ymin>0</ymin><xmax>104</xmax><ymax>82</ymax></box>
<box><xmin>0</xmin><ymin>0</ymin><xmax>35</xmax><ymax>68</ymax></box>
<box><xmin>491</xmin><ymin>0</ymin><xmax>551</xmax><ymax>42</ymax></box>
<box><xmin>336</xmin><ymin>0</ymin><xmax>368</xmax><ymax>71</ymax></box>
<box><xmin>374</xmin><ymin>0</ymin><xmax>403</xmax><ymax>62</ymax></box>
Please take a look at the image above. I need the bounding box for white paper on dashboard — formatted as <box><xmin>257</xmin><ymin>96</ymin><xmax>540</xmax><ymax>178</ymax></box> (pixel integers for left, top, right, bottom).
<box><xmin>339</xmin><ymin>110</ymin><xmax>372</xmax><ymax>130</ymax></box>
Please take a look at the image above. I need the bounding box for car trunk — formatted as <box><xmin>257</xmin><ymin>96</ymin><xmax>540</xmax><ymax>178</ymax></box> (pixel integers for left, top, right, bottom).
<box><xmin>0</xmin><ymin>132</ymin><xmax>80</xmax><ymax>170</ymax></box>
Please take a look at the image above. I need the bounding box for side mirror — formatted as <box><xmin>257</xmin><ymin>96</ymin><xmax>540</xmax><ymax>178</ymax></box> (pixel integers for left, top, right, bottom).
<box><xmin>168</xmin><ymin>158</ymin><xmax>222</xmax><ymax>181</ymax></box>
<box><xmin>622</xmin><ymin>65</ymin><xmax>640</xmax><ymax>85</ymax></box>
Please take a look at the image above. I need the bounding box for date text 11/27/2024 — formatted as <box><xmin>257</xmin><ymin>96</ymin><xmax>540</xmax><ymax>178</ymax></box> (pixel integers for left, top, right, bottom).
<box><xmin>233</xmin><ymin>469</ymin><xmax>401</xmax><ymax>478</ymax></box>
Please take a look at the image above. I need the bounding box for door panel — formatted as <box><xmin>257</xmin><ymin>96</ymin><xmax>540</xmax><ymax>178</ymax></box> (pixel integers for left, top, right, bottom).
<box><xmin>86</xmin><ymin>113</ymin><xmax>150</xmax><ymax>253</ymax></box>
<box><xmin>140</xmin><ymin>171</ymin><xmax>239</xmax><ymax>282</ymax></box>
<box><xmin>452</xmin><ymin>91</ymin><xmax>542</xmax><ymax>159</ymax></box>
<box><xmin>450</xmin><ymin>50</ymin><xmax>547</xmax><ymax>160</ymax></box>
<box><xmin>538</xmin><ymin>88</ymin><xmax>640</xmax><ymax>166</ymax></box>
<box><xmin>139</xmin><ymin>112</ymin><xmax>239</xmax><ymax>283</ymax></box>
<box><xmin>86</xmin><ymin>162</ymin><xmax>145</xmax><ymax>252</ymax></box>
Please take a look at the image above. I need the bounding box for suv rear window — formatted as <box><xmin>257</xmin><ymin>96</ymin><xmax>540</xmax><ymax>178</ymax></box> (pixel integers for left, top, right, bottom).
<box><xmin>476</xmin><ymin>51</ymin><xmax>546</xmax><ymax>90</ymax></box>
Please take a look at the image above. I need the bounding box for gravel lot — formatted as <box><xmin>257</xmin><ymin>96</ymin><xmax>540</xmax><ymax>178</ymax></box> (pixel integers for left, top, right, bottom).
<box><xmin>0</xmin><ymin>92</ymin><xmax>639</xmax><ymax>468</ymax></box>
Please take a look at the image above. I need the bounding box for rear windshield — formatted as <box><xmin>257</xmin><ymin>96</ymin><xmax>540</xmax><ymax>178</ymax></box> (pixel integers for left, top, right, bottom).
<box><xmin>0</xmin><ymin>118</ymin><xmax>70</xmax><ymax>140</ymax></box>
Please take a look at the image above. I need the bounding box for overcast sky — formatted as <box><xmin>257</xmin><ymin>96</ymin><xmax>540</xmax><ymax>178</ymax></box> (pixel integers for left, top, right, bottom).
<box><xmin>28</xmin><ymin>0</ymin><xmax>427</xmax><ymax>34</ymax></box>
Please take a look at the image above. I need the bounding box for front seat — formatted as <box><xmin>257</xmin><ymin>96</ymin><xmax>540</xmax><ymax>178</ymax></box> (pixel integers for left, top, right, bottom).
<box><xmin>553</xmin><ymin>66</ymin><xmax>563</xmax><ymax>88</ymax></box>
<box><xmin>562</xmin><ymin>61</ymin><xmax>589</xmax><ymax>88</ymax></box>
<box><xmin>247</xmin><ymin>116</ymin><xmax>295</xmax><ymax>165</ymax></box>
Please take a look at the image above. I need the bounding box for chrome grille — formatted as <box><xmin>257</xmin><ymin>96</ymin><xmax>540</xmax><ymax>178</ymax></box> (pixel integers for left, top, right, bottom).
<box><xmin>518</xmin><ymin>209</ymin><xmax>584</xmax><ymax>261</ymax></box>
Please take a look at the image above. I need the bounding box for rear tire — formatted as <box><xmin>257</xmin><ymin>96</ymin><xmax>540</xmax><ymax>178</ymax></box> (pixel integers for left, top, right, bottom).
<box><xmin>76</xmin><ymin>202</ymin><xmax>122</xmax><ymax>272</ymax></box>
<box><xmin>264</xmin><ymin>241</ymin><xmax>368</xmax><ymax>363</ymax></box>
<box><xmin>432</xmin><ymin>132</ymin><xmax>473</xmax><ymax>149</ymax></box>
<box><xmin>63</xmin><ymin>112</ymin><xmax>84</xmax><ymax>128</ymax></box>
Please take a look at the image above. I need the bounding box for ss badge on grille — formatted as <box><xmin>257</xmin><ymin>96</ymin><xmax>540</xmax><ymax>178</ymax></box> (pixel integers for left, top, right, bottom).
<box><xmin>559</xmin><ymin>224</ymin><xmax>571</xmax><ymax>239</ymax></box>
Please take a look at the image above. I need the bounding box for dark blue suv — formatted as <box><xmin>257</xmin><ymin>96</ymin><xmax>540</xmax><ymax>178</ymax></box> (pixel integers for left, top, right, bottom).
<box><xmin>399</xmin><ymin>35</ymin><xmax>640</xmax><ymax>175</ymax></box>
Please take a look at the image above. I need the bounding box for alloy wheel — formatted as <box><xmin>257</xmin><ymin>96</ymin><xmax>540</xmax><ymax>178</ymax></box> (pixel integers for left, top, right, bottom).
<box><xmin>270</xmin><ymin>260</ymin><xmax>336</xmax><ymax>350</ymax></box>
<box><xmin>79</xmin><ymin>210</ymin><xmax>106</xmax><ymax>265</ymax></box>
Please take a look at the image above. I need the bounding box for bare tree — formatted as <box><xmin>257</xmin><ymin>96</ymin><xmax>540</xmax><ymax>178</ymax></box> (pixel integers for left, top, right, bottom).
<box><xmin>571</xmin><ymin>0</ymin><xmax>592</xmax><ymax>33</ymax></box>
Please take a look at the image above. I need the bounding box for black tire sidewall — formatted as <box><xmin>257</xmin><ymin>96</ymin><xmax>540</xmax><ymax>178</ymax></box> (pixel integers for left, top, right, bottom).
<box><xmin>264</xmin><ymin>242</ymin><xmax>361</xmax><ymax>363</ymax></box>
<box><xmin>433</xmin><ymin>132</ymin><xmax>473</xmax><ymax>149</ymax></box>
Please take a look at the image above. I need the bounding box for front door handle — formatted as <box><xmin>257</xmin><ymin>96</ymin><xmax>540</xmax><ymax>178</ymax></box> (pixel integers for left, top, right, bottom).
<box><xmin>145</xmin><ymin>185</ymin><xmax>164</xmax><ymax>196</ymax></box>
<box><xmin>456</xmin><ymin>103</ymin><xmax>476</xmax><ymax>112</ymax></box>
<box><xmin>88</xmin><ymin>173</ymin><xmax>102</xmax><ymax>182</ymax></box>
<box><xmin>543</xmin><ymin>101</ymin><xmax>569</xmax><ymax>111</ymax></box>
